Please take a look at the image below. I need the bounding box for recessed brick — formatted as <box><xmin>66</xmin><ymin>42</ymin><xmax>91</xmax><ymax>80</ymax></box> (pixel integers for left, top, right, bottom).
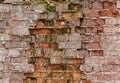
<box><xmin>29</xmin><ymin>29</ymin><xmax>50</xmax><ymax>35</ymax></box>
<box><xmin>91</xmin><ymin>50</ymin><xmax>104</xmax><ymax>56</ymax></box>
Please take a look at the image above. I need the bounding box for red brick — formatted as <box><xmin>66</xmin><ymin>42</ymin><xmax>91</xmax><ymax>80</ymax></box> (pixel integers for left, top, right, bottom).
<box><xmin>100</xmin><ymin>65</ymin><xmax>111</xmax><ymax>72</ymax></box>
<box><xmin>103</xmin><ymin>2</ymin><xmax>114</xmax><ymax>9</ymax></box>
<box><xmin>92</xmin><ymin>73</ymin><xmax>111</xmax><ymax>80</ymax></box>
<box><xmin>92</xmin><ymin>1</ymin><xmax>103</xmax><ymax>10</ymax></box>
<box><xmin>93</xmin><ymin>35</ymin><xmax>100</xmax><ymax>42</ymax></box>
<box><xmin>33</xmin><ymin>42</ymin><xmax>50</xmax><ymax>48</ymax></box>
<box><xmin>112</xmin><ymin>74</ymin><xmax>120</xmax><ymax>80</ymax></box>
<box><xmin>85</xmin><ymin>27</ymin><xmax>97</xmax><ymax>33</ymax></box>
<box><xmin>84</xmin><ymin>10</ymin><xmax>99</xmax><ymax>18</ymax></box>
<box><xmin>78</xmin><ymin>50</ymin><xmax>89</xmax><ymax>57</ymax></box>
<box><xmin>81</xmin><ymin>34</ymin><xmax>93</xmax><ymax>41</ymax></box>
<box><xmin>10</xmin><ymin>57</ymin><xmax>21</xmax><ymax>63</ymax></box>
<box><xmin>80</xmin><ymin>65</ymin><xmax>92</xmax><ymax>72</ymax></box>
<box><xmin>93</xmin><ymin>19</ymin><xmax>105</xmax><ymax>26</ymax></box>
<box><xmin>99</xmin><ymin>9</ymin><xmax>119</xmax><ymax>17</ymax></box>
<box><xmin>84</xmin><ymin>42</ymin><xmax>101</xmax><ymax>49</ymax></box>
<box><xmin>107</xmin><ymin>58</ymin><xmax>120</xmax><ymax>65</ymax></box>
<box><xmin>97</xmin><ymin>26</ymin><xmax>103</xmax><ymax>33</ymax></box>
<box><xmin>91</xmin><ymin>50</ymin><xmax>103</xmax><ymax>56</ymax></box>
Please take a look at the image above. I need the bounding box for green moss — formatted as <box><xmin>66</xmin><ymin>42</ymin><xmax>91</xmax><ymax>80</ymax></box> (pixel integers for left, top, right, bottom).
<box><xmin>31</xmin><ymin>48</ymin><xmax>36</xmax><ymax>56</ymax></box>
<box><xmin>45</xmin><ymin>34</ymin><xmax>53</xmax><ymax>42</ymax></box>
<box><xmin>68</xmin><ymin>3</ymin><xmax>74</xmax><ymax>10</ymax></box>
<box><xmin>25</xmin><ymin>1</ymin><xmax>32</xmax><ymax>5</ymax></box>
<box><xmin>0</xmin><ymin>76</ymin><xmax>2</xmax><ymax>80</ymax></box>
<box><xmin>46</xmin><ymin>4</ymin><xmax>56</xmax><ymax>12</ymax></box>
<box><xmin>0</xmin><ymin>1</ymin><xmax>4</xmax><ymax>3</ymax></box>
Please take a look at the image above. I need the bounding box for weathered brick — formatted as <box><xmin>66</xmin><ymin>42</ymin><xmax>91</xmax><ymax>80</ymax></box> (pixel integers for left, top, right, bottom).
<box><xmin>0</xmin><ymin>34</ymin><xmax>10</xmax><ymax>41</ymax></box>
<box><xmin>65</xmin><ymin>49</ymin><xmax>78</xmax><ymax>57</ymax></box>
<box><xmin>59</xmin><ymin>42</ymin><xmax>81</xmax><ymax>49</ymax></box>
<box><xmin>117</xmin><ymin>1</ymin><xmax>120</xmax><ymax>9</ymax></box>
<box><xmin>8</xmin><ymin>49</ymin><xmax>20</xmax><ymax>57</ymax></box>
<box><xmin>83</xmin><ymin>42</ymin><xmax>101</xmax><ymax>50</ymax></box>
<box><xmin>13</xmin><ymin>27</ymin><xmax>29</xmax><ymax>36</ymax></box>
<box><xmin>10</xmin><ymin>57</ymin><xmax>21</xmax><ymax>63</ymax></box>
<box><xmin>0</xmin><ymin>4</ymin><xmax>12</xmax><ymax>12</ymax></box>
<box><xmin>105</xmin><ymin>17</ymin><xmax>117</xmax><ymax>25</ymax></box>
<box><xmin>92</xmin><ymin>1</ymin><xmax>103</xmax><ymax>10</ymax></box>
<box><xmin>69</xmin><ymin>33</ymin><xmax>81</xmax><ymax>42</ymax></box>
<box><xmin>33</xmin><ymin>4</ymin><xmax>45</xmax><ymax>13</ymax></box>
<box><xmin>10</xmin><ymin>79</ymin><xmax>22</xmax><ymax>83</ymax></box>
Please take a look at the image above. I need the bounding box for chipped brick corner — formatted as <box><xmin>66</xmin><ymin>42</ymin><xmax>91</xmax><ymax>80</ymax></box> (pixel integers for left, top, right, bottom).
<box><xmin>0</xmin><ymin>0</ymin><xmax>120</xmax><ymax>83</ymax></box>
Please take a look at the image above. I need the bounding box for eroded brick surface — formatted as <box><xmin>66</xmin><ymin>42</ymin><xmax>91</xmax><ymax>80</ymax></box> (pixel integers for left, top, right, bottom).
<box><xmin>0</xmin><ymin>0</ymin><xmax>120</xmax><ymax>83</ymax></box>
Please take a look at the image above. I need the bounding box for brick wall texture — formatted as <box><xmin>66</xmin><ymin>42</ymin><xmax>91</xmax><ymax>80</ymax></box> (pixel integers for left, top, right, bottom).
<box><xmin>0</xmin><ymin>0</ymin><xmax>120</xmax><ymax>83</ymax></box>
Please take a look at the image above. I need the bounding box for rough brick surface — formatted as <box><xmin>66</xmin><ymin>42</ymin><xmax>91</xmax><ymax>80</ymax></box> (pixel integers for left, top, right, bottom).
<box><xmin>0</xmin><ymin>0</ymin><xmax>120</xmax><ymax>83</ymax></box>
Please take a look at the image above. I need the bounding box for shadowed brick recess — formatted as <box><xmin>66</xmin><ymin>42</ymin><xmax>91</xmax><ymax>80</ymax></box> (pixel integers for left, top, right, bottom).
<box><xmin>0</xmin><ymin>0</ymin><xmax>120</xmax><ymax>83</ymax></box>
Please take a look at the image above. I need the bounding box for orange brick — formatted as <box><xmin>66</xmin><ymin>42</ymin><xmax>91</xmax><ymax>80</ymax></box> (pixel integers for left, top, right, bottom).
<box><xmin>39</xmin><ymin>72</ymin><xmax>48</xmax><ymax>78</ymax></box>
<box><xmin>41</xmin><ymin>42</ymin><xmax>50</xmax><ymax>48</ymax></box>
<box><xmin>48</xmin><ymin>64</ymin><xmax>64</xmax><ymax>70</ymax></box>
<box><xmin>82</xmin><ymin>80</ymin><xmax>92</xmax><ymax>83</ymax></box>
<box><xmin>36</xmin><ymin>78</ymin><xmax>44</xmax><ymax>83</ymax></box>
<box><xmin>46</xmin><ymin>79</ymin><xmax>66</xmax><ymax>83</ymax></box>
<box><xmin>62</xmin><ymin>12</ymin><xmax>81</xmax><ymax>19</ymax></box>
<box><xmin>36</xmin><ymin>57</ymin><xmax>50</xmax><ymax>63</ymax></box>
<box><xmin>56</xmin><ymin>20</ymin><xmax>65</xmax><ymax>26</ymax></box>
<box><xmin>29</xmin><ymin>29</ymin><xmax>50</xmax><ymax>35</ymax></box>
<box><xmin>64</xmin><ymin>72</ymin><xmax>73</xmax><ymax>78</ymax></box>
<box><xmin>34</xmin><ymin>64</ymin><xmax>46</xmax><ymax>70</ymax></box>
<box><xmin>35</xmin><ymin>20</ymin><xmax>41</xmax><ymax>28</ymax></box>
<box><xmin>72</xmin><ymin>72</ymin><xmax>86</xmax><ymax>79</ymax></box>
<box><xmin>67</xmin><ymin>79</ymin><xmax>80</xmax><ymax>83</ymax></box>
<box><xmin>51</xmin><ymin>72</ymin><xmax>63</xmax><ymax>78</ymax></box>
<box><xmin>65</xmin><ymin>58</ymin><xmax>83</xmax><ymax>64</ymax></box>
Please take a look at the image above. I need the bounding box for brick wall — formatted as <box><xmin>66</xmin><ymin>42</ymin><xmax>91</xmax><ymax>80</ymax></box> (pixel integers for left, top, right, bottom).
<box><xmin>0</xmin><ymin>0</ymin><xmax>120</xmax><ymax>83</ymax></box>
